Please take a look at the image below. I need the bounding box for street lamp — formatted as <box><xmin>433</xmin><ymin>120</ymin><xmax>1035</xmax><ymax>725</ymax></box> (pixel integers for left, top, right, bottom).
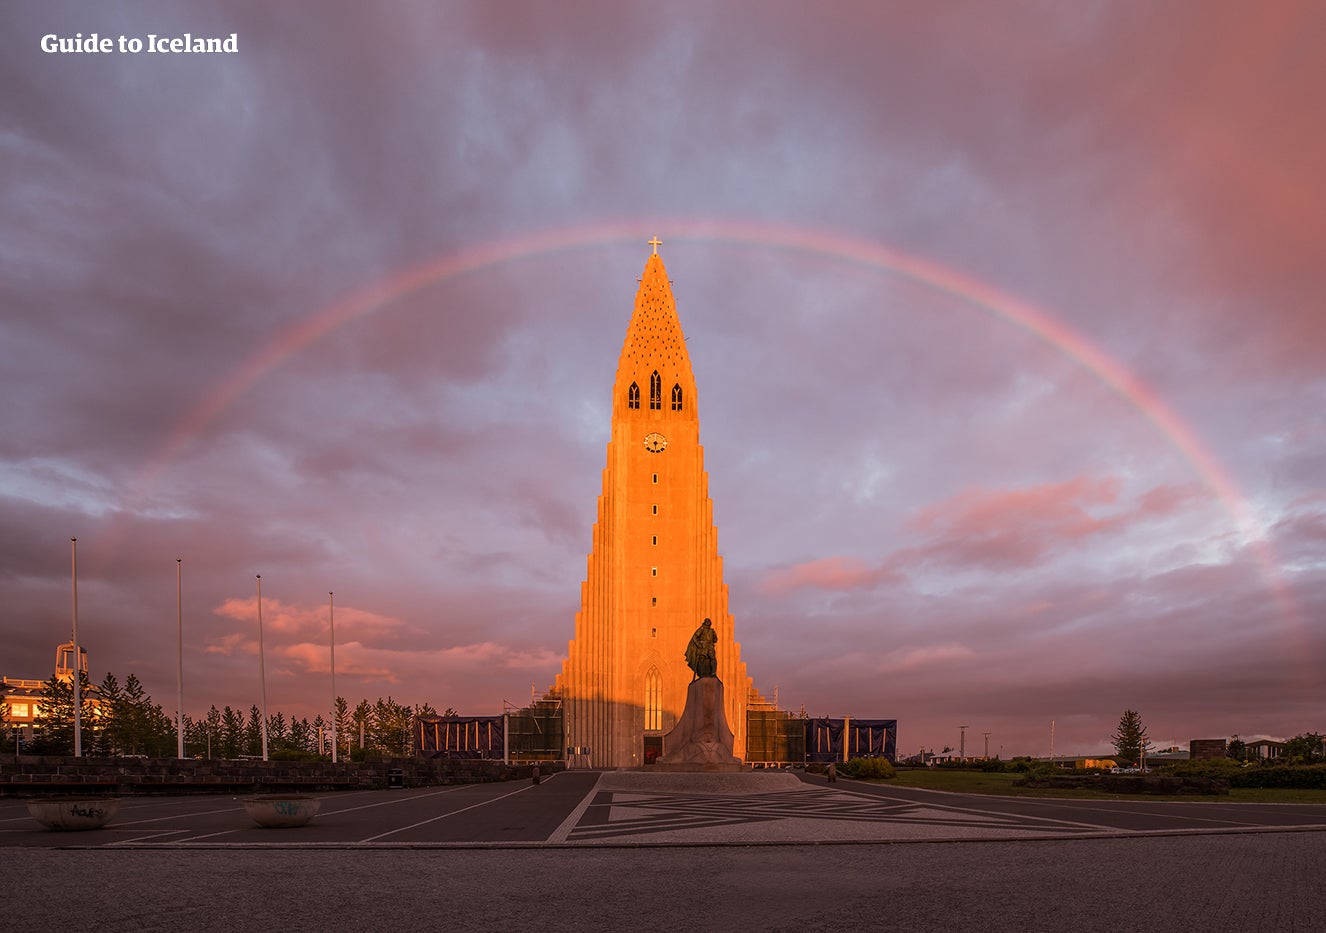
<box><xmin>256</xmin><ymin>575</ymin><xmax>269</xmax><ymax>762</ymax></box>
<box><xmin>69</xmin><ymin>538</ymin><xmax>86</xmax><ymax>757</ymax></box>
<box><xmin>176</xmin><ymin>558</ymin><xmax>184</xmax><ymax>759</ymax></box>
<box><xmin>329</xmin><ymin>591</ymin><xmax>337</xmax><ymax>764</ymax></box>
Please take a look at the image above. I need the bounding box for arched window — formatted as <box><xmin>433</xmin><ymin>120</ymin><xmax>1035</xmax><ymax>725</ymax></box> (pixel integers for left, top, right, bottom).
<box><xmin>628</xmin><ymin>382</ymin><xmax>640</xmax><ymax>410</ymax></box>
<box><xmin>644</xmin><ymin>667</ymin><xmax>663</xmax><ymax>731</ymax></box>
<box><xmin>649</xmin><ymin>371</ymin><xmax>662</xmax><ymax>410</ymax></box>
<box><xmin>671</xmin><ymin>383</ymin><xmax>683</xmax><ymax>411</ymax></box>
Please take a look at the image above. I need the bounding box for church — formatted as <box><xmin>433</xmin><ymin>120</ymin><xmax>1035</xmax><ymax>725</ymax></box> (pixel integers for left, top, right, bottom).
<box><xmin>416</xmin><ymin>245</ymin><xmax>895</xmax><ymax>767</ymax></box>
<box><xmin>553</xmin><ymin>242</ymin><xmax>770</xmax><ymax>769</ymax></box>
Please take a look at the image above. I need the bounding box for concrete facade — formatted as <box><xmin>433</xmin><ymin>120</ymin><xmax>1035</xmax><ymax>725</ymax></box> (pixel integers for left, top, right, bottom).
<box><xmin>554</xmin><ymin>250</ymin><xmax>760</xmax><ymax>768</ymax></box>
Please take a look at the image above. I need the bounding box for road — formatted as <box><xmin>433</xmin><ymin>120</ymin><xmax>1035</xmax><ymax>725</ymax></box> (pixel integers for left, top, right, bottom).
<box><xmin>4</xmin><ymin>770</ymin><xmax>1323</xmax><ymax>931</ymax></box>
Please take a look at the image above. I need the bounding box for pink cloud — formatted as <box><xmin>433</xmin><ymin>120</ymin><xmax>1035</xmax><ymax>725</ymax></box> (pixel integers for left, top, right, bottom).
<box><xmin>758</xmin><ymin>555</ymin><xmax>900</xmax><ymax>595</ymax></box>
<box><xmin>879</xmin><ymin>642</ymin><xmax>976</xmax><ymax>673</ymax></box>
<box><xmin>898</xmin><ymin>477</ymin><xmax>1203</xmax><ymax>571</ymax></box>
<box><xmin>210</xmin><ymin>596</ymin><xmax>409</xmax><ymax>646</ymax></box>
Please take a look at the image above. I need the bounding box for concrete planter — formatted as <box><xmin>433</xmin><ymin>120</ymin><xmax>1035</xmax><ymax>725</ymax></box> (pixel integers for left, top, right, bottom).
<box><xmin>27</xmin><ymin>797</ymin><xmax>121</xmax><ymax>831</ymax></box>
<box><xmin>242</xmin><ymin>794</ymin><xmax>321</xmax><ymax>828</ymax></box>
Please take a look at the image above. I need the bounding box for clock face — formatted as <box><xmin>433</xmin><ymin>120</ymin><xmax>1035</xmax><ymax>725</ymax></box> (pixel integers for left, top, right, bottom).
<box><xmin>643</xmin><ymin>432</ymin><xmax>668</xmax><ymax>453</ymax></box>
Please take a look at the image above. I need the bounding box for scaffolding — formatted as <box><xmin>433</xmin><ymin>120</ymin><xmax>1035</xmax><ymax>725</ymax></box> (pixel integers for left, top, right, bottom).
<box><xmin>504</xmin><ymin>696</ymin><xmax>564</xmax><ymax>763</ymax></box>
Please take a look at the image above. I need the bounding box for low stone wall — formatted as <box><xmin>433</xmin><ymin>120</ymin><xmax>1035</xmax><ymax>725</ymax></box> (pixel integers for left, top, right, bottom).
<box><xmin>0</xmin><ymin>755</ymin><xmax>560</xmax><ymax>797</ymax></box>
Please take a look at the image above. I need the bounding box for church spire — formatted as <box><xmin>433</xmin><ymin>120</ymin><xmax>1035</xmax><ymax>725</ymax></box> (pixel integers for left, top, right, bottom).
<box><xmin>613</xmin><ymin>248</ymin><xmax>698</xmax><ymax>425</ymax></box>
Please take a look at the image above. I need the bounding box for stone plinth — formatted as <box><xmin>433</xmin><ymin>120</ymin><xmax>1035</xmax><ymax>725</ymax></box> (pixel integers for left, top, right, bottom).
<box><xmin>655</xmin><ymin>677</ymin><xmax>744</xmax><ymax>772</ymax></box>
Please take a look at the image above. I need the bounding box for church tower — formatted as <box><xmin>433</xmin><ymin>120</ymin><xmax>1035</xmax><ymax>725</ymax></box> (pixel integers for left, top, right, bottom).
<box><xmin>555</xmin><ymin>244</ymin><xmax>756</xmax><ymax>768</ymax></box>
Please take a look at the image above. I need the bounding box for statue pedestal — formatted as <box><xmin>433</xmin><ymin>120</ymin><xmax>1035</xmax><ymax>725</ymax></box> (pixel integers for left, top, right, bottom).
<box><xmin>654</xmin><ymin>676</ymin><xmax>744</xmax><ymax>772</ymax></box>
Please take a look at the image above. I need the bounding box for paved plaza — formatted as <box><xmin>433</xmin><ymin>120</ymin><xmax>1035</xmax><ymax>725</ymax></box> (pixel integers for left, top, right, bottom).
<box><xmin>4</xmin><ymin>770</ymin><xmax>1324</xmax><ymax>930</ymax></box>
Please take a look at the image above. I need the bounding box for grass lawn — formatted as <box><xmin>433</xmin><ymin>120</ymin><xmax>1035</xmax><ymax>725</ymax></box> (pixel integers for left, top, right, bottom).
<box><xmin>883</xmin><ymin>768</ymin><xmax>1326</xmax><ymax>804</ymax></box>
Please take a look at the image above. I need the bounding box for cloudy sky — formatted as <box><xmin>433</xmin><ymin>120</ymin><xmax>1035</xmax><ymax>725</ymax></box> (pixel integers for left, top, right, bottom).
<box><xmin>3</xmin><ymin>1</ymin><xmax>1322</xmax><ymax>758</ymax></box>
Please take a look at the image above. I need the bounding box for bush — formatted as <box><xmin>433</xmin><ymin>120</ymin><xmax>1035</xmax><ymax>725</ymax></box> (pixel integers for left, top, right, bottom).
<box><xmin>1164</xmin><ymin>760</ymin><xmax>1326</xmax><ymax>789</ymax></box>
<box><xmin>1160</xmin><ymin>758</ymin><xmax>1244</xmax><ymax>779</ymax></box>
<box><xmin>1229</xmin><ymin>764</ymin><xmax>1326</xmax><ymax>789</ymax></box>
<box><xmin>839</xmin><ymin>757</ymin><xmax>896</xmax><ymax>780</ymax></box>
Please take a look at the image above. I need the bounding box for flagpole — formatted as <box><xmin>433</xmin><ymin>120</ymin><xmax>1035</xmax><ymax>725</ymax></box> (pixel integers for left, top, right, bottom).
<box><xmin>71</xmin><ymin>537</ymin><xmax>82</xmax><ymax>757</ymax></box>
<box><xmin>176</xmin><ymin>558</ymin><xmax>184</xmax><ymax>759</ymax></box>
<box><xmin>257</xmin><ymin>574</ymin><xmax>269</xmax><ymax>762</ymax></box>
<box><xmin>329</xmin><ymin>591</ymin><xmax>337</xmax><ymax>764</ymax></box>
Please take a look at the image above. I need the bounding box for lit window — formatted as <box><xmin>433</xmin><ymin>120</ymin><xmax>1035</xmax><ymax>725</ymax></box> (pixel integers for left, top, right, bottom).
<box><xmin>10</xmin><ymin>702</ymin><xmax>29</xmax><ymax>718</ymax></box>
<box><xmin>644</xmin><ymin>668</ymin><xmax>662</xmax><ymax>731</ymax></box>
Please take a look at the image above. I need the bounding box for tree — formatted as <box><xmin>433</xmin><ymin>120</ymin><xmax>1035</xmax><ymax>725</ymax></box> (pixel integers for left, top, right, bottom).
<box><xmin>373</xmin><ymin>696</ymin><xmax>413</xmax><ymax>755</ymax></box>
<box><xmin>352</xmin><ymin>699</ymin><xmax>373</xmax><ymax>751</ymax></box>
<box><xmin>333</xmin><ymin>697</ymin><xmax>352</xmax><ymax>757</ymax></box>
<box><xmin>0</xmin><ymin>699</ymin><xmax>12</xmax><ymax>753</ymax></box>
<box><xmin>244</xmin><ymin>704</ymin><xmax>263</xmax><ymax>756</ymax></box>
<box><xmin>267</xmin><ymin>712</ymin><xmax>289</xmax><ymax>751</ymax></box>
<box><xmin>30</xmin><ymin>671</ymin><xmax>96</xmax><ymax>755</ymax></box>
<box><xmin>95</xmin><ymin>672</ymin><xmax>125</xmax><ymax>755</ymax></box>
<box><xmin>1112</xmin><ymin>709</ymin><xmax>1148</xmax><ymax>765</ymax></box>
<box><xmin>203</xmin><ymin>705</ymin><xmax>223</xmax><ymax>758</ymax></box>
<box><xmin>183</xmin><ymin>713</ymin><xmax>207</xmax><ymax>757</ymax></box>
<box><xmin>1281</xmin><ymin>732</ymin><xmax>1325</xmax><ymax>763</ymax></box>
<box><xmin>1227</xmin><ymin>735</ymin><xmax>1247</xmax><ymax>762</ymax></box>
<box><xmin>290</xmin><ymin>716</ymin><xmax>313</xmax><ymax>754</ymax></box>
<box><xmin>220</xmin><ymin>705</ymin><xmax>243</xmax><ymax>758</ymax></box>
<box><xmin>119</xmin><ymin>673</ymin><xmax>174</xmax><ymax>756</ymax></box>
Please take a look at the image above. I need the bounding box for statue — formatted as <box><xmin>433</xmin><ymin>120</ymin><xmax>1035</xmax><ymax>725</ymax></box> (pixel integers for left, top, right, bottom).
<box><xmin>684</xmin><ymin>618</ymin><xmax>718</xmax><ymax>679</ymax></box>
<box><xmin>660</xmin><ymin>617</ymin><xmax>741</xmax><ymax>769</ymax></box>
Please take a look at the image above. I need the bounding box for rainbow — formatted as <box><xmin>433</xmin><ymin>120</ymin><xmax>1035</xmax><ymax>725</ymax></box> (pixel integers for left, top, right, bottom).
<box><xmin>128</xmin><ymin>217</ymin><xmax>1299</xmax><ymax>636</ymax></box>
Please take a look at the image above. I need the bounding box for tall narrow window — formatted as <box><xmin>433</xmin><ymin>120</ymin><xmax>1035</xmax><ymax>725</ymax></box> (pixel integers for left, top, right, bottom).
<box><xmin>671</xmin><ymin>384</ymin><xmax>683</xmax><ymax>411</ymax></box>
<box><xmin>645</xmin><ymin>668</ymin><xmax>663</xmax><ymax>731</ymax></box>
<box><xmin>627</xmin><ymin>382</ymin><xmax>640</xmax><ymax>410</ymax></box>
<box><xmin>649</xmin><ymin>371</ymin><xmax>662</xmax><ymax>410</ymax></box>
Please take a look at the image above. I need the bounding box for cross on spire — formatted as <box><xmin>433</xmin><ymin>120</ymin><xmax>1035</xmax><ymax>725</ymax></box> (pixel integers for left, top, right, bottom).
<box><xmin>648</xmin><ymin>236</ymin><xmax>662</xmax><ymax>255</ymax></box>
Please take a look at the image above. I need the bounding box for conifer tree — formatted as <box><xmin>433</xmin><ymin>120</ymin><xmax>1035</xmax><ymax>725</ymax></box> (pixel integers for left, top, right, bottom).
<box><xmin>267</xmin><ymin>711</ymin><xmax>289</xmax><ymax>751</ymax></box>
<box><xmin>1111</xmin><ymin>709</ymin><xmax>1148</xmax><ymax>765</ymax></box>
<box><xmin>352</xmin><ymin>699</ymin><xmax>373</xmax><ymax>753</ymax></box>
<box><xmin>290</xmin><ymin>716</ymin><xmax>312</xmax><ymax>753</ymax></box>
<box><xmin>204</xmin><ymin>705</ymin><xmax>223</xmax><ymax>758</ymax></box>
<box><xmin>244</xmin><ymin>704</ymin><xmax>263</xmax><ymax>756</ymax></box>
<box><xmin>334</xmin><ymin>697</ymin><xmax>352</xmax><ymax>757</ymax></box>
<box><xmin>96</xmin><ymin>672</ymin><xmax>125</xmax><ymax>755</ymax></box>
<box><xmin>31</xmin><ymin>671</ymin><xmax>96</xmax><ymax>755</ymax></box>
<box><xmin>220</xmin><ymin>706</ymin><xmax>243</xmax><ymax>758</ymax></box>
